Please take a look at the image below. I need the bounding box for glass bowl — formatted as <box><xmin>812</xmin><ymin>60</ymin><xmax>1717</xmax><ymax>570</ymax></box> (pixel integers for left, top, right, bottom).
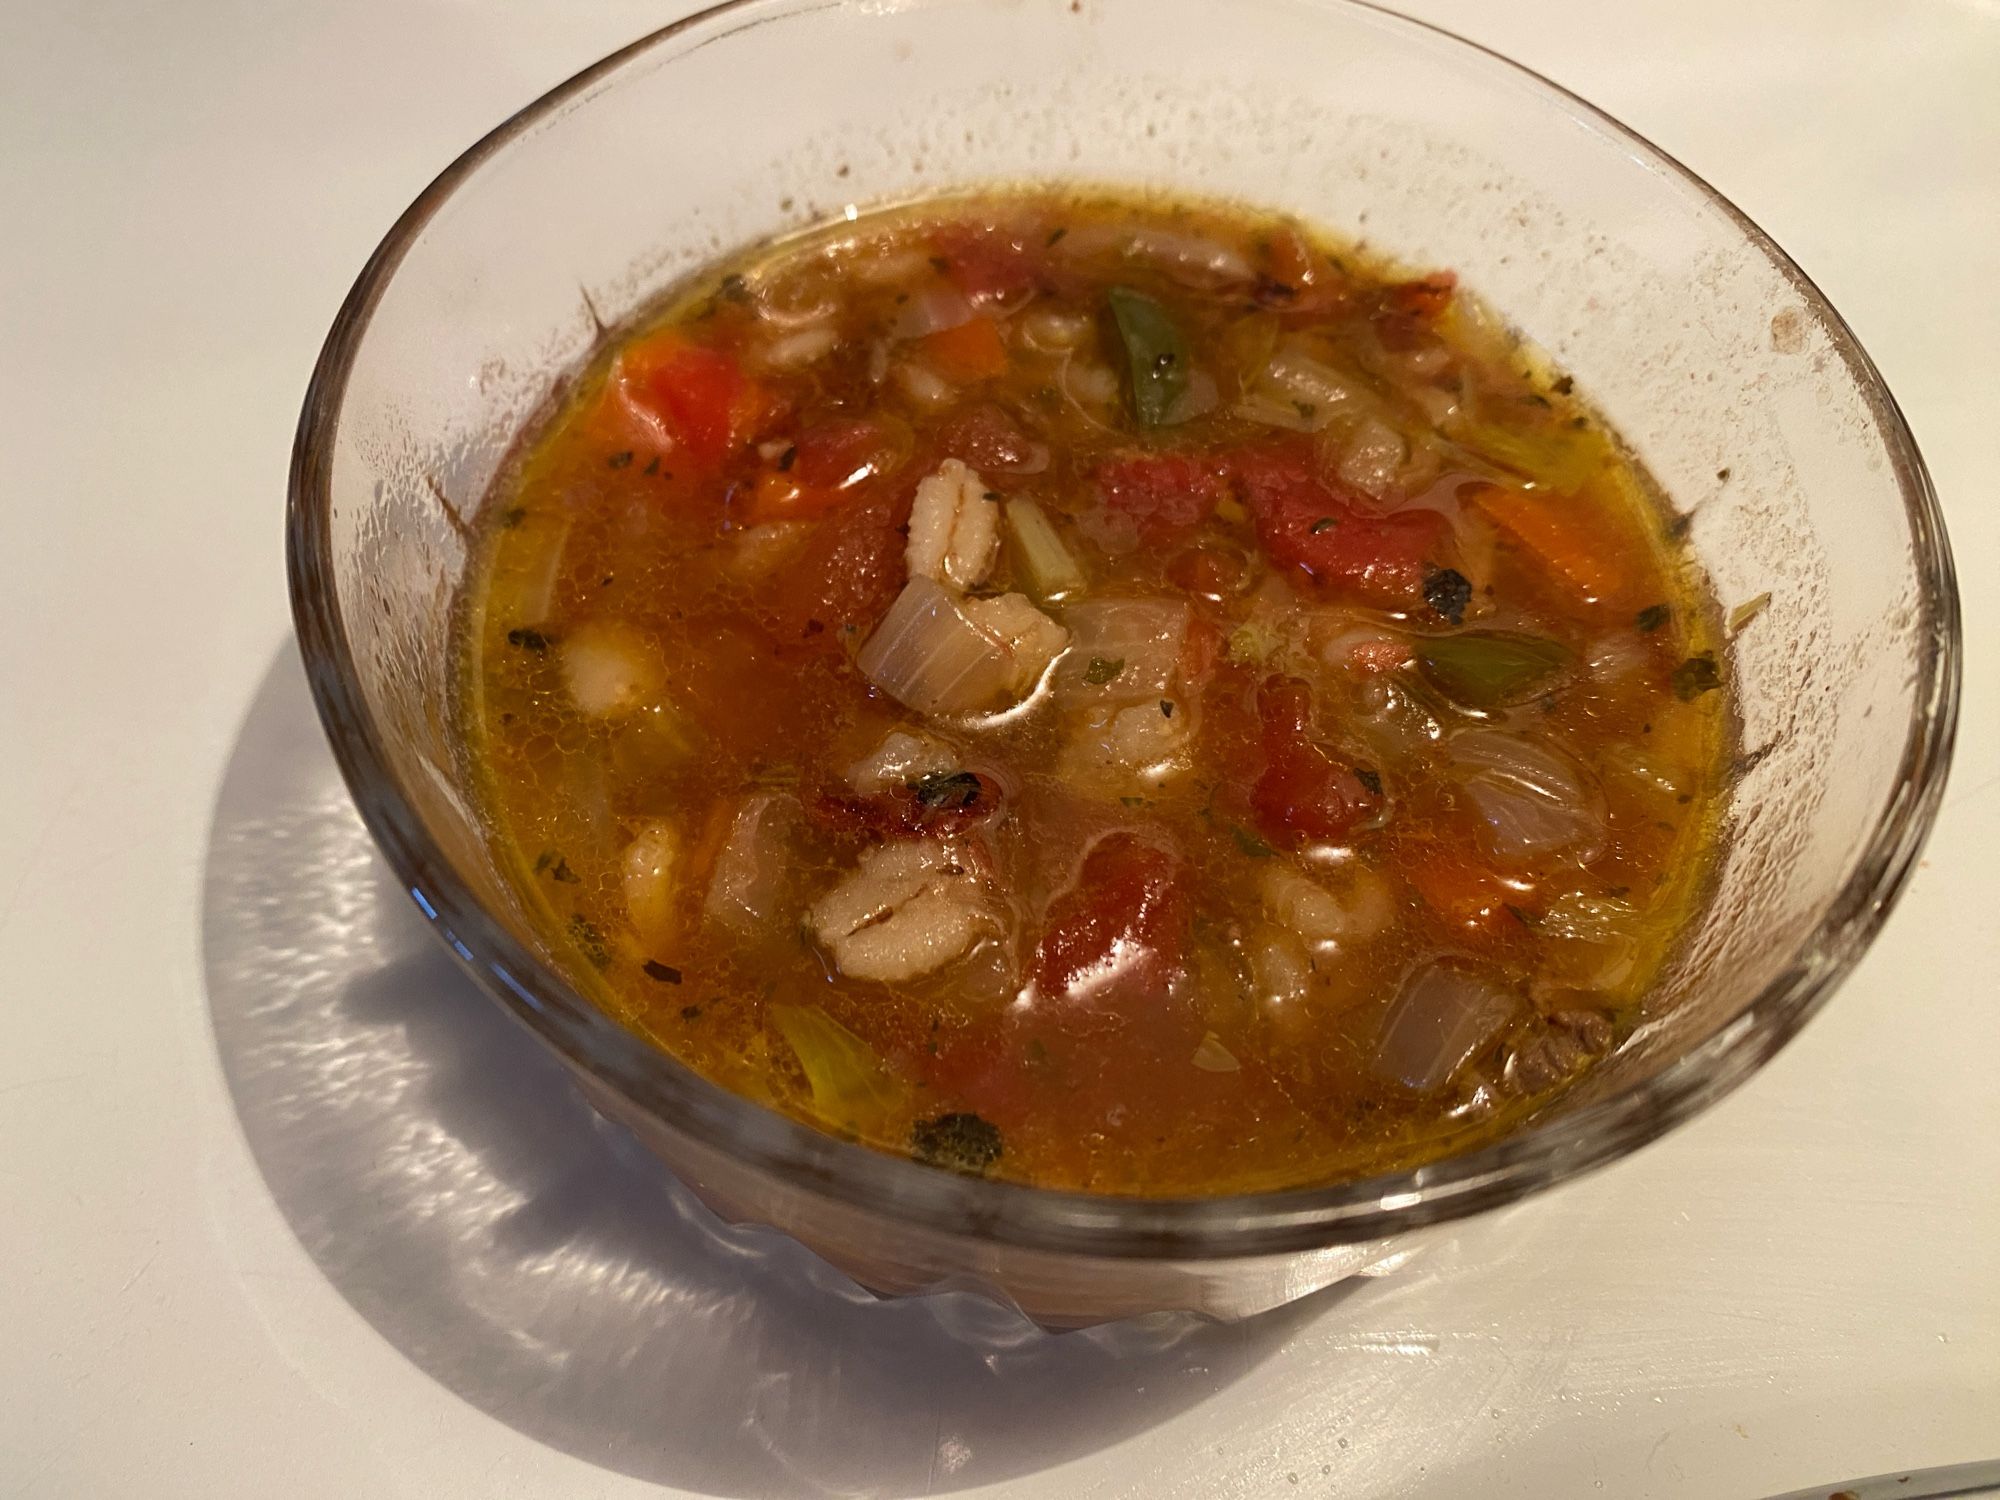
<box><xmin>287</xmin><ymin>0</ymin><xmax>1958</xmax><ymax>1325</ymax></box>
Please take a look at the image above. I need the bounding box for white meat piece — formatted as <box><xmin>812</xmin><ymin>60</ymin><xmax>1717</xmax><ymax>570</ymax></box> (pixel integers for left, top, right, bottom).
<box><xmin>1260</xmin><ymin>864</ymin><xmax>1395</xmax><ymax>947</ymax></box>
<box><xmin>561</xmin><ymin>620</ymin><xmax>666</xmax><ymax>718</ymax></box>
<box><xmin>962</xmin><ymin>592</ymin><xmax>1069</xmax><ymax>697</ymax></box>
<box><xmin>809</xmin><ymin>838</ymin><xmax>993</xmax><ymax>984</ymax></box>
<box><xmin>905</xmin><ymin>458</ymin><xmax>1000</xmax><ymax>591</ymax></box>
<box><xmin>1058</xmin><ymin>697</ymin><xmax>1192</xmax><ymax>791</ymax></box>
<box><xmin>621</xmin><ymin>819</ymin><xmax>681</xmax><ymax>960</ymax></box>
<box><xmin>844</xmin><ymin>729</ymin><xmax>961</xmax><ymax>796</ymax></box>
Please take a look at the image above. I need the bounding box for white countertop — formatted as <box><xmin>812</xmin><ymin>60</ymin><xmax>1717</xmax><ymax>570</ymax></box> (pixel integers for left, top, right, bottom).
<box><xmin>2</xmin><ymin>2</ymin><xmax>1995</xmax><ymax>1496</ymax></box>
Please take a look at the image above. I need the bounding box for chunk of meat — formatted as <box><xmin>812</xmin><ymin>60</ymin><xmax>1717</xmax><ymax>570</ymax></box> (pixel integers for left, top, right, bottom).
<box><xmin>1250</xmin><ymin>674</ymin><xmax>1383</xmax><ymax>846</ymax></box>
<box><xmin>906</xmin><ymin>458</ymin><xmax>1001</xmax><ymax>590</ymax></box>
<box><xmin>809</xmin><ymin>838</ymin><xmax>994</xmax><ymax>983</ymax></box>
<box><xmin>1232</xmin><ymin>441</ymin><xmax>1451</xmax><ymax>611</ymax></box>
<box><xmin>1029</xmin><ymin>833</ymin><xmax>1191</xmax><ymax>1015</ymax></box>
<box><xmin>961</xmin><ymin>592</ymin><xmax>1068</xmax><ymax>696</ymax></box>
<box><xmin>844</xmin><ymin>729</ymin><xmax>959</xmax><ymax>795</ymax></box>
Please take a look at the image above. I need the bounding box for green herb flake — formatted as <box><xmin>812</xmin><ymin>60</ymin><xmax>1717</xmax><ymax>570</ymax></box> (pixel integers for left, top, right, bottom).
<box><xmin>1635</xmin><ymin>603</ymin><xmax>1671</xmax><ymax>634</ymax></box>
<box><xmin>499</xmin><ymin>505</ymin><xmax>527</xmax><ymax>529</ymax></box>
<box><xmin>1083</xmin><ymin>655</ymin><xmax>1127</xmax><ymax>686</ymax></box>
<box><xmin>1422</xmin><ymin>566</ymin><xmax>1472</xmax><ymax>626</ymax></box>
<box><xmin>568</xmin><ymin>915</ymin><xmax>612</xmax><ymax>970</ymax></box>
<box><xmin>719</xmin><ymin>273</ymin><xmax>750</xmax><ymax>303</ymax></box>
<box><xmin>1159</xmin><ymin>699</ymin><xmax>1175</xmax><ymax>718</ymax></box>
<box><xmin>680</xmin><ymin>1004</ymin><xmax>703</xmax><ymax>1021</ymax></box>
<box><xmin>644</xmin><ymin>961</ymin><xmax>683</xmax><ymax>984</ymax></box>
<box><xmin>507</xmin><ymin>627</ymin><xmax>551</xmax><ymax>653</ymax></box>
<box><xmin>911</xmin><ymin>1112</ymin><xmax>1003</xmax><ymax>1175</ymax></box>
<box><xmin>1106</xmin><ymin>285</ymin><xmax>1192</xmax><ymax>427</ymax></box>
<box><xmin>1672</xmin><ymin>653</ymin><xmax>1723</xmax><ymax>702</ymax></box>
<box><xmin>1309</xmin><ymin>516</ymin><xmax>1339</xmax><ymax>535</ymax></box>
<box><xmin>1045</xmin><ymin>226</ymin><xmax>1068</xmax><ymax>247</ymax></box>
<box><xmin>909</xmin><ymin>770</ymin><xmax>983</xmax><ymax>810</ymax></box>
<box><xmin>1231</xmin><ymin>824</ymin><xmax>1277</xmax><ymax>858</ymax></box>
<box><xmin>1727</xmin><ymin>591</ymin><xmax>1772</xmax><ymax>633</ymax></box>
<box><xmin>776</xmin><ymin>445</ymin><xmax>798</xmax><ymax>472</ymax></box>
<box><xmin>1354</xmin><ymin>766</ymin><xmax>1384</xmax><ymax>798</ymax></box>
<box><xmin>607</xmin><ymin>450</ymin><xmax>634</xmax><ymax>470</ymax></box>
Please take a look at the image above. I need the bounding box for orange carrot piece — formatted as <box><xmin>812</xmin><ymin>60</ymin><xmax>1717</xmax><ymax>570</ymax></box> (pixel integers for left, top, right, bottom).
<box><xmin>1470</xmin><ymin>483</ymin><xmax>1643</xmax><ymax>609</ymax></box>
<box><xmin>916</xmin><ymin>316</ymin><xmax>1009</xmax><ymax>383</ymax></box>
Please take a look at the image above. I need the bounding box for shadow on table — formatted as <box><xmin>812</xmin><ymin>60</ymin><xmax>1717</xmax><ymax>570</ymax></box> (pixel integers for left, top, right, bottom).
<box><xmin>200</xmin><ymin>645</ymin><xmax>1369</xmax><ymax>1497</ymax></box>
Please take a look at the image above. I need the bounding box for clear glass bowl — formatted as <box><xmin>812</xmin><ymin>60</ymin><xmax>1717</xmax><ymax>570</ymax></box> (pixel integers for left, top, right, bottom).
<box><xmin>288</xmin><ymin>0</ymin><xmax>1959</xmax><ymax>1325</ymax></box>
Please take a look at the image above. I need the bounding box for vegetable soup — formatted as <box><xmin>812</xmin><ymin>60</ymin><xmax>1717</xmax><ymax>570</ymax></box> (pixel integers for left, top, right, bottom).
<box><xmin>460</xmin><ymin>190</ymin><xmax>1731</xmax><ymax>1195</ymax></box>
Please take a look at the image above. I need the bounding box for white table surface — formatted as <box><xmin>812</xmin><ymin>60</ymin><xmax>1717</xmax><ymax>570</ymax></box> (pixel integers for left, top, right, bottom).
<box><xmin>3</xmin><ymin>1</ymin><xmax>1995</xmax><ymax>1496</ymax></box>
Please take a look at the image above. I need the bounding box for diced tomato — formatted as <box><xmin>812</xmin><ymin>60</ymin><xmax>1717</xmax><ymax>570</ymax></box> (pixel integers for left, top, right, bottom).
<box><xmin>1396</xmin><ymin>834</ymin><xmax>1529</xmax><ymax>945</ymax></box>
<box><xmin>938</xmin><ymin>402</ymin><xmax>1045</xmax><ymax>479</ymax></box>
<box><xmin>1383</xmin><ymin>272</ymin><xmax>1457</xmax><ymax>322</ymax></box>
<box><xmin>931</xmin><ymin>222</ymin><xmax>1042</xmax><ymax>305</ymax></box>
<box><xmin>1029</xmin><ymin>833</ymin><xmax>1191</xmax><ymax>1019</ymax></box>
<box><xmin>742</xmin><ymin>418</ymin><xmax>904</xmax><ymax>524</ymax></box>
<box><xmin>915</xmin><ymin>315</ymin><xmax>1009</xmax><ymax>383</ymax></box>
<box><xmin>600</xmin><ymin>333</ymin><xmax>767</xmax><ymax>474</ymax></box>
<box><xmin>1257</xmin><ymin>224</ymin><xmax>1350</xmax><ymax>315</ymax></box>
<box><xmin>1176</xmin><ymin>611</ymin><xmax>1225</xmax><ymax>690</ymax></box>
<box><xmin>1092</xmin><ymin>452</ymin><xmax>1232</xmax><ymax>548</ymax></box>
<box><xmin>1165</xmin><ymin>544</ymin><xmax>1246</xmax><ymax>603</ymax></box>
<box><xmin>1231</xmin><ymin>441</ymin><xmax>1450</xmax><ymax>611</ymax></box>
<box><xmin>765</xmin><ymin>495</ymin><xmax>907</xmax><ymax>646</ymax></box>
<box><xmin>807</xmin><ymin>771</ymin><xmax>1001</xmax><ymax>841</ymax></box>
<box><xmin>1250</xmin><ymin>674</ymin><xmax>1383</xmax><ymax>847</ymax></box>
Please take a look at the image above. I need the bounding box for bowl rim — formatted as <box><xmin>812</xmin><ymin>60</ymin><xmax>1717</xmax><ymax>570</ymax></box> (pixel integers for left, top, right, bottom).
<box><xmin>287</xmin><ymin>0</ymin><xmax>1961</xmax><ymax>1261</ymax></box>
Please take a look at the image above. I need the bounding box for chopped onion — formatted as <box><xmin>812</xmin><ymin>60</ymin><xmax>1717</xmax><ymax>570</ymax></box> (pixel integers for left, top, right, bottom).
<box><xmin>754</xmin><ymin>323</ymin><xmax>840</xmax><ymax>371</ymax></box>
<box><xmin>560</xmin><ymin>621</ymin><xmax>666</xmax><ymax>719</ymax></box>
<box><xmin>771</xmin><ymin>1003</ymin><xmax>907</xmax><ymax>1127</ymax></box>
<box><xmin>703</xmin><ymin>795</ymin><xmax>802</xmax><ymax>935</ymax></box>
<box><xmin>1248</xmin><ymin>926</ymin><xmax>1311</xmax><ymax>1008</ymax></box>
<box><xmin>1375</xmin><ymin>961</ymin><xmax>1521</xmax><ymax>1093</ymax></box>
<box><xmin>1261</xmin><ymin>864</ymin><xmax>1393</xmax><ymax>947</ymax></box>
<box><xmin>1004</xmin><ymin>498</ymin><xmax>1087</xmax><ymax>600</ymax></box>
<box><xmin>858</xmin><ymin>576</ymin><xmax>1015</xmax><ymax>716</ymax></box>
<box><xmin>1064</xmin><ymin>359</ymin><xmax>1120</xmax><ymax>408</ymax></box>
<box><xmin>749</xmin><ymin>270</ymin><xmax>839</xmax><ymax>329</ymax></box>
<box><xmin>894</xmin><ymin>361</ymin><xmax>956</xmax><ymax>411</ymax></box>
<box><xmin>1536</xmin><ymin>888</ymin><xmax>1643</xmax><ymax>990</ymax></box>
<box><xmin>1164</xmin><ymin>368</ymin><xmax>1219</xmax><ymax>425</ymax></box>
<box><xmin>1019</xmin><ymin>305</ymin><xmax>1094</xmax><ymax>351</ymax></box>
<box><xmin>621</xmin><ymin>819</ymin><xmax>681</xmax><ymax>962</ymax></box>
<box><xmin>1585</xmin><ymin>632</ymin><xmax>1649</xmax><ymax>685</ymax></box>
<box><xmin>1192</xmin><ymin>1032</ymin><xmax>1241</xmax><ymax>1073</ymax></box>
<box><xmin>961</xmin><ymin>592</ymin><xmax>1069</xmax><ymax>696</ymax></box>
<box><xmin>1054</xmin><ymin>597</ymin><xmax>1189</xmax><ymax>701</ymax></box>
<box><xmin>894</xmin><ymin>282</ymin><xmax>975</xmax><ymax>340</ymax></box>
<box><xmin>1335</xmin><ymin>416</ymin><xmax>1409</xmax><ymax>501</ymax></box>
<box><xmin>1450</xmin><ymin>729</ymin><xmax>1606</xmax><ymax>865</ymax></box>
<box><xmin>1062</xmin><ymin>224</ymin><xmax>1255</xmax><ymax>286</ymax></box>
<box><xmin>1233</xmin><ymin>341</ymin><xmax>1364</xmax><ymax>432</ymax></box>
<box><xmin>851</xmin><ymin>246</ymin><xmax>931</xmax><ymax>288</ymax></box>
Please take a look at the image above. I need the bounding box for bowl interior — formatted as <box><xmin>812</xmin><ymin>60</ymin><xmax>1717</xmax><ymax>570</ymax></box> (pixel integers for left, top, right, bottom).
<box><xmin>290</xmin><ymin>0</ymin><xmax>1955</xmax><ymax>1259</ymax></box>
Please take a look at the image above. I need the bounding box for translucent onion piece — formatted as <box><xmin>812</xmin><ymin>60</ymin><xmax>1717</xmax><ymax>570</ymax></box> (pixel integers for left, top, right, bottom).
<box><xmin>893</xmin><ymin>282</ymin><xmax>975</xmax><ymax>339</ymax></box>
<box><xmin>703</xmin><ymin>794</ymin><xmax>802</xmax><ymax>935</ymax></box>
<box><xmin>1054</xmin><ymin>597</ymin><xmax>1189</xmax><ymax>701</ymax></box>
<box><xmin>1335</xmin><ymin>415</ymin><xmax>1409</xmax><ymax>500</ymax></box>
<box><xmin>1247</xmin><ymin>926</ymin><xmax>1311</xmax><ymax>1008</ymax></box>
<box><xmin>770</xmin><ymin>1003</ymin><xmax>907</xmax><ymax>1128</ymax></box>
<box><xmin>857</xmin><ymin>576</ymin><xmax>1015</xmax><ymax>715</ymax></box>
<box><xmin>1260</xmin><ymin>864</ymin><xmax>1393</xmax><ymax>946</ymax></box>
<box><xmin>894</xmin><ymin>361</ymin><xmax>956</xmax><ymax>411</ymax></box>
<box><xmin>1451</xmin><ymin>729</ymin><xmax>1607</xmax><ymax>865</ymax></box>
<box><xmin>1062</xmin><ymin>224</ymin><xmax>1255</xmax><ymax>286</ymax></box>
<box><xmin>1192</xmin><ymin>1032</ymin><xmax>1241</xmax><ymax>1073</ymax></box>
<box><xmin>754</xmin><ymin>322</ymin><xmax>840</xmax><ymax>371</ymax></box>
<box><xmin>1019</xmin><ymin>305</ymin><xmax>1094</xmax><ymax>351</ymax></box>
<box><xmin>1375</xmin><ymin>961</ymin><xmax>1521</xmax><ymax>1093</ymax></box>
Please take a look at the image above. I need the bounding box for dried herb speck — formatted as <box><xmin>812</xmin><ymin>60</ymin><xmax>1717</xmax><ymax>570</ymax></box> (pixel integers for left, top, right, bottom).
<box><xmin>507</xmin><ymin>627</ymin><xmax>551</xmax><ymax>652</ymax></box>
<box><xmin>1083</xmin><ymin>655</ymin><xmax>1126</xmax><ymax>686</ymax></box>
<box><xmin>1635</xmin><ymin>603</ymin><xmax>1671</xmax><ymax>634</ymax></box>
<box><xmin>1672</xmin><ymin>653</ymin><xmax>1723</xmax><ymax>701</ymax></box>
<box><xmin>1423</xmin><ymin>566</ymin><xmax>1472</xmax><ymax>625</ymax></box>
<box><xmin>644</xmin><ymin>961</ymin><xmax>683</xmax><ymax>984</ymax></box>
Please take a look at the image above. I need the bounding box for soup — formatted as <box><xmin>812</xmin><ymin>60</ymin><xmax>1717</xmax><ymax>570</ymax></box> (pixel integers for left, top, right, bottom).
<box><xmin>459</xmin><ymin>190</ymin><xmax>1731</xmax><ymax>1195</ymax></box>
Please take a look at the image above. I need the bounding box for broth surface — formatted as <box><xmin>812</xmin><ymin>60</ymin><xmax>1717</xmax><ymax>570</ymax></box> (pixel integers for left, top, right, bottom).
<box><xmin>461</xmin><ymin>190</ymin><xmax>1730</xmax><ymax>1195</ymax></box>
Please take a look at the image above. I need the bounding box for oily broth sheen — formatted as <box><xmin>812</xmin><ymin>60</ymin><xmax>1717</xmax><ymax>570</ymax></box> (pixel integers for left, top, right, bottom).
<box><xmin>460</xmin><ymin>189</ymin><xmax>1730</xmax><ymax>1196</ymax></box>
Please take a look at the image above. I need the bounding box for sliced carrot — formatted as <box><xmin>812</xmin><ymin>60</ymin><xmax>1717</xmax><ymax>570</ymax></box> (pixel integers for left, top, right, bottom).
<box><xmin>1468</xmin><ymin>482</ymin><xmax>1643</xmax><ymax>610</ymax></box>
<box><xmin>915</xmin><ymin>316</ymin><xmax>1009</xmax><ymax>383</ymax></box>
